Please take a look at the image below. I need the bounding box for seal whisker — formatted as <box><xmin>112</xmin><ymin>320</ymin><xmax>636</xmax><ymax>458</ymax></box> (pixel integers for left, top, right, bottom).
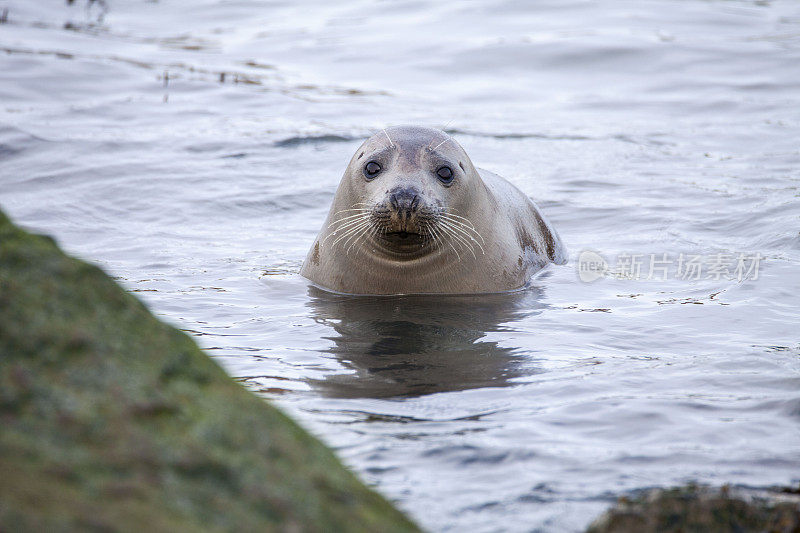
<box><xmin>327</xmin><ymin>212</ymin><xmax>373</xmax><ymax>226</ymax></box>
<box><xmin>441</xmin><ymin>212</ymin><xmax>481</xmax><ymax>235</ymax></box>
<box><xmin>431</xmin><ymin>136</ymin><xmax>451</xmax><ymax>152</ymax></box>
<box><xmin>345</xmin><ymin>225</ymin><xmax>370</xmax><ymax>256</ymax></box>
<box><xmin>443</xmin><ymin>222</ymin><xmax>485</xmax><ymax>249</ymax></box>
<box><xmin>440</xmin><ymin>219</ymin><xmax>478</xmax><ymax>256</ymax></box>
<box><xmin>442</xmin><ymin>211</ymin><xmax>478</xmax><ymax>228</ymax></box>
<box><xmin>452</xmin><ymin>227</ymin><xmax>485</xmax><ymax>256</ymax></box>
<box><xmin>425</xmin><ymin>136</ymin><xmax>438</xmax><ymax>152</ymax></box>
<box><xmin>332</xmin><ymin>208</ymin><xmax>371</xmax><ymax>216</ymax></box>
<box><xmin>440</xmin><ymin>214</ymin><xmax>486</xmax><ymax>246</ymax></box>
<box><xmin>420</xmin><ymin>220</ymin><xmax>437</xmax><ymax>249</ymax></box>
<box><xmin>436</xmin><ymin>221</ymin><xmax>471</xmax><ymax>260</ymax></box>
<box><xmin>438</xmin><ymin>221</ymin><xmax>477</xmax><ymax>259</ymax></box>
<box><xmin>421</xmin><ymin>221</ymin><xmax>435</xmax><ymax>248</ymax></box>
<box><xmin>361</xmin><ymin>223</ymin><xmax>381</xmax><ymax>258</ymax></box>
<box><xmin>441</xmin><ymin>213</ymin><xmax>486</xmax><ymax>246</ymax></box>
<box><xmin>345</xmin><ymin>216</ymin><xmax>379</xmax><ymax>254</ymax></box>
<box><xmin>350</xmin><ymin>221</ymin><xmax>380</xmax><ymax>257</ymax></box>
<box><xmin>435</xmin><ymin>223</ymin><xmax>461</xmax><ymax>261</ymax></box>
<box><xmin>430</xmin><ymin>224</ymin><xmax>453</xmax><ymax>259</ymax></box>
<box><xmin>443</xmin><ymin>208</ymin><xmax>477</xmax><ymax>224</ymax></box>
<box><xmin>421</xmin><ymin>219</ymin><xmax>437</xmax><ymax>242</ymax></box>
<box><xmin>440</xmin><ymin>217</ymin><xmax>486</xmax><ymax>253</ymax></box>
<box><xmin>330</xmin><ymin>211</ymin><xmax>372</xmax><ymax>222</ymax></box>
<box><xmin>335</xmin><ymin>216</ymin><xmax>371</xmax><ymax>237</ymax></box>
<box><xmin>325</xmin><ymin>214</ymin><xmax>371</xmax><ymax>233</ymax></box>
<box><xmin>424</xmin><ymin>221</ymin><xmax>438</xmax><ymax>246</ymax></box>
<box><xmin>382</xmin><ymin>129</ymin><xmax>395</xmax><ymax>149</ymax></box>
<box><xmin>322</xmin><ymin>215</ymin><xmax>371</xmax><ymax>244</ymax></box>
<box><xmin>332</xmin><ymin>219</ymin><xmax>372</xmax><ymax>251</ymax></box>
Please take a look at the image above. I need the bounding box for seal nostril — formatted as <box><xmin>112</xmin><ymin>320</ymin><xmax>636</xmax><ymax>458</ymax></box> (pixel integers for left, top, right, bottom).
<box><xmin>389</xmin><ymin>188</ymin><xmax>421</xmax><ymax>215</ymax></box>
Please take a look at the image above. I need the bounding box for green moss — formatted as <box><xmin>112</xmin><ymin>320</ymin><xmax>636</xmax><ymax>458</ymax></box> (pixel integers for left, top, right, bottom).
<box><xmin>587</xmin><ymin>484</ymin><xmax>800</xmax><ymax>533</ymax></box>
<box><xmin>0</xmin><ymin>209</ymin><xmax>419</xmax><ymax>533</ymax></box>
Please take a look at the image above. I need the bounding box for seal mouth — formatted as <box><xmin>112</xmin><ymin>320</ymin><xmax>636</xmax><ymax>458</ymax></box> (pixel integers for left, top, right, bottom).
<box><xmin>377</xmin><ymin>229</ymin><xmax>429</xmax><ymax>253</ymax></box>
<box><xmin>386</xmin><ymin>231</ymin><xmax>419</xmax><ymax>240</ymax></box>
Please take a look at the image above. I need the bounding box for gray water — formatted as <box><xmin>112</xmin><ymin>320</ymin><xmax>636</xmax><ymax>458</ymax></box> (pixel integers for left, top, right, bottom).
<box><xmin>2</xmin><ymin>1</ymin><xmax>800</xmax><ymax>531</ymax></box>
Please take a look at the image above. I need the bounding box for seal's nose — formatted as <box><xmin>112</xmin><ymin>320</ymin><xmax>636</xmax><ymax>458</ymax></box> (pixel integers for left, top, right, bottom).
<box><xmin>389</xmin><ymin>187</ymin><xmax>420</xmax><ymax>217</ymax></box>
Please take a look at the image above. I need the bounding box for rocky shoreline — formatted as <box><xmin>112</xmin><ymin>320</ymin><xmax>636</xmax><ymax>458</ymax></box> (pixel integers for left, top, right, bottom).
<box><xmin>588</xmin><ymin>484</ymin><xmax>800</xmax><ymax>532</ymax></box>
<box><xmin>0</xmin><ymin>208</ymin><xmax>418</xmax><ymax>532</ymax></box>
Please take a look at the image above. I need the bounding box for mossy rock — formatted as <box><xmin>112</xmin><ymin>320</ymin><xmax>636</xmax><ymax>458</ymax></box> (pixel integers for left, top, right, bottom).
<box><xmin>0</xmin><ymin>209</ymin><xmax>419</xmax><ymax>533</ymax></box>
<box><xmin>587</xmin><ymin>484</ymin><xmax>800</xmax><ymax>533</ymax></box>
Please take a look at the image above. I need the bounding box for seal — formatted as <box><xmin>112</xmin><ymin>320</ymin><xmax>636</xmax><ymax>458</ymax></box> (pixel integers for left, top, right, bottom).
<box><xmin>300</xmin><ymin>126</ymin><xmax>566</xmax><ymax>294</ymax></box>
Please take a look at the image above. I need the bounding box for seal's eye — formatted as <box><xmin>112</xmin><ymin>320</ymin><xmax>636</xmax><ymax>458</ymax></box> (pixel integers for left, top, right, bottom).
<box><xmin>436</xmin><ymin>166</ymin><xmax>454</xmax><ymax>184</ymax></box>
<box><xmin>364</xmin><ymin>161</ymin><xmax>381</xmax><ymax>179</ymax></box>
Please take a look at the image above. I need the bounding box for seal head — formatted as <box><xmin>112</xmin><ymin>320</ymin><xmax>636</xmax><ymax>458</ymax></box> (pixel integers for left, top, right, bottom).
<box><xmin>300</xmin><ymin>126</ymin><xmax>566</xmax><ymax>294</ymax></box>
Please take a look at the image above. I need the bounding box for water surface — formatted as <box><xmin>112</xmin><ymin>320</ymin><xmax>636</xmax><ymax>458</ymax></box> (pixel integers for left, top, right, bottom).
<box><xmin>2</xmin><ymin>1</ymin><xmax>799</xmax><ymax>531</ymax></box>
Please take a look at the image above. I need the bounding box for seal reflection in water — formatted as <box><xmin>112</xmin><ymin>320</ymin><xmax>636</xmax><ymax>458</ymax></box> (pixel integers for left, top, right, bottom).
<box><xmin>300</xmin><ymin>126</ymin><xmax>567</xmax><ymax>295</ymax></box>
<box><xmin>305</xmin><ymin>286</ymin><xmax>547</xmax><ymax>399</ymax></box>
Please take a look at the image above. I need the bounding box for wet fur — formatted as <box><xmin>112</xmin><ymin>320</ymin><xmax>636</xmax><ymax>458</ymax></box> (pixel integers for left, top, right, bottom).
<box><xmin>300</xmin><ymin>126</ymin><xmax>566</xmax><ymax>295</ymax></box>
